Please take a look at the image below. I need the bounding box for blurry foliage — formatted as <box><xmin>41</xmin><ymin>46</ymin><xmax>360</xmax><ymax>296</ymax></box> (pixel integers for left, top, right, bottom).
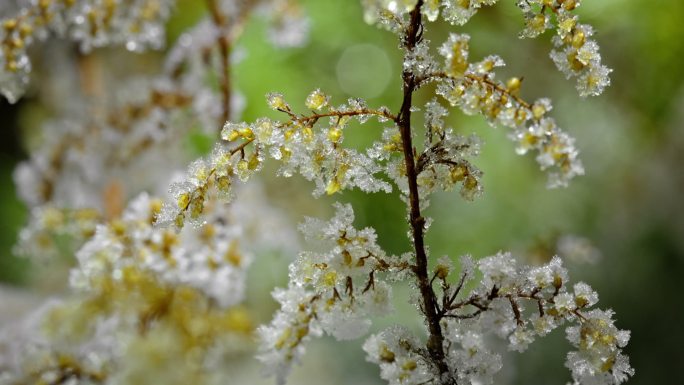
<box><xmin>1</xmin><ymin>0</ymin><xmax>682</xmax><ymax>384</ymax></box>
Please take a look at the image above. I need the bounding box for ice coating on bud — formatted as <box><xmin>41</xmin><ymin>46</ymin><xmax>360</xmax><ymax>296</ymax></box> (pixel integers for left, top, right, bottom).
<box><xmin>305</xmin><ymin>88</ymin><xmax>329</xmax><ymax>110</ymax></box>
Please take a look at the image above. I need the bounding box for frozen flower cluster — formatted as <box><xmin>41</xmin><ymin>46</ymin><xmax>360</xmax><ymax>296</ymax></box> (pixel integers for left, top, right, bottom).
<box><xmin>12</xmin><ymin>79</ymin><xmax>197</xmax><ymax>261</ymax></box>
<box><xmin>158</xmin><ymin>90</ymin><xmax>397</xmax><ymax>228</ymax></box>
<box><xmin>360</xmin><ymin>254</ymin><xmax>633</xmax><ymax>385</ymax></box>
<box><xmin>1</xmin><ymin>182</ymin><xmax>297</xmax><ymax>385</ymax></box>
<box><xmin>257</xmin><ymin>203</ymin><xmax>407</xmax><ymax>384</ymax></box>
<box><xmin>71</xmin><ymin>193</ymin><xmax>253</xmax><ymax>307</ymax></box>
<box><xmin>516</xmin><ymin>0</ymin><xmax>612</xmax><ymax>97</ymax></box>
<box><xmin>0</xmin><ymin>0</ymin><xmax>175</xmax><ymax>102</ymax></box>
<box><xmin>363</xmin><ymin>326</ymin><xmax>435</xmax><ymax>385</ymax></box>
<box><xmin>429</xmin><ymin>33</ymin><xmax>585</xmax><ymax>187</ymax></box>
<box><xmin>13</xmin><ymin>0</ymin><xmax>310</xmax><ymax>262</ymax></box>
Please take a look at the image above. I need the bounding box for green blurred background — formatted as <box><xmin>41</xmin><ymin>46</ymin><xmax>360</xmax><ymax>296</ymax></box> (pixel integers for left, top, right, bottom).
<box><xmin>1</xmin><ymin>0</ymin><xmax>682</xmax><ymax>384</ymax></box>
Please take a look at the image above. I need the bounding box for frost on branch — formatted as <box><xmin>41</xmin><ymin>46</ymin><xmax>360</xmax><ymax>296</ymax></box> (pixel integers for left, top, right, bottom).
<box><xmin>257</xmin><ymin>203</ymin><xmax>407</xmax><ymax>384</ymax></box>
<box><xmin>423</xmin><ymin>253</ymin><xmax>633</xmax><ymax>385</ymax></box>
<box><xmin>361</xmin><ymin>254</ymin><xmax>633</xmax><ymax>385</ymax></box>
<box><xmin>159</xmin><ymin>91</ymin><xmax>396</xmax><ymax>228</ymax></box>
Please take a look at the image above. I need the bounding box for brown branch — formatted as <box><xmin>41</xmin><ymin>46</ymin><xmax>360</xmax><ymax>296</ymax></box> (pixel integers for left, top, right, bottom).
<box><xmin>299</xmin><ymin>108</ymin><xmax>398</xmax><ymax>126</ymax></box>
<box><xmin>507</xmin><ymin>295</ymin><xmax>524</xmax><ymax>326</ymax></box>
<box><xmin>206</xmin><ymin>0</ymin><xmax>233</xmax><ymax>129</ymax></box>
<box><xmin>395</xmin><ymin>2</ymin><xmax>454</xmax><ymax>384</ymax></box>
<box><xmin>419</xmin><ymin>71</ymin><xmax>532</xmax><ymax>110</ymax></box>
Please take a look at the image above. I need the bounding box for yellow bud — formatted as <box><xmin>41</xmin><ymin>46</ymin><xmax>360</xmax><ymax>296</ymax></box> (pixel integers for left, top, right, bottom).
<box><xmin>328</xmin><ymin>128</ymin><xmax>342</xmax><ymax>142</ymax></box>
<box><xmin>305</xmin><ymin>89</ymin><xmax>328</xmax><ymax>110</ymax></box>
<box><xmin>402</xmin><ymin>360</ymin><xmax>417</xmax><ymax>371</ymax></box>
<box><xmin>532</xmin><ymin>103</ymin><xmax>546</xmax><ymax>120</ymax></box>
<box><xmin>5</xmin><ymin>61</ymin><xmax>18</xmax><ymax>73</ymax></box>
<box><xmin>225</xmin><ymin>243</ymin><xmax>242</xmax><ymax>266</ymax></box>
<box><xmin>280</xmin><ymin>147</ymin><xmax>292</xmax><ymax>160</ymax></box>
<box><xmin>248</xmin><ymin>154</ymin><xmax>260</xmax><ymax>170</ymax></box>
<box><xmin>267</xmin><ymin>93</ymin><xmax>288</xmax><ymax>111</ymax></box>
<box><xmin>559</xmin><ymin>17</ymin><xmax>576</xmax><ymax>35</ymax></box>
<box><xmin>303</xmin><ymin>126</ymin><xmax>314</xmax><ymax>141</ymax></box>
<box><xmin>575</xmin><ymin>296</ymin><xmax>589</xmax><ymax>308</ymax></box>
<box><xmin>322</xmin><ymin>271</ymin><xmax>337</xmax><ymax>287</ymax></box>
<box><xmin>238</xmin><ymin>127</ymin><xmax>254</xmax><ymax>140</ymax></box>
<box><xmin>435</xmin><ymin>265</ymin><xmax>449</xmax><ymax>280</ymax></box>
<box><xmin>190</xmin><ymin>198</ymin><xmax>204</xmax><ymax>219</ymax></box>
<box><xmin>464</xmin><ymin>175</ymin><xmax>478</xmax><ymax>191</ymax></box>
<box><xmin>380</xmin><ymin>345</ymin><xmax>395</xmax><ymax>363</ymax></box>
<box><xmin>383</xmin><ymin>143</ymin><xmax>397</xmax><ymax>152</ymax></box>
<box><xmin>342</xmin><ymin>250</ymin><xmax>353</xmax><ymax>266</ymax></box>
<box><xmin>450</xmin><ymin>165</ymin><xmax>467</xmax><ymax>183</ymax></box>
<box><xmin>325</xmin><ymin>178</ymin><xmax>341</xmax><ymax>195</ymax></box>
<box><xmin>149</xmin><ymin>199</ymin><xmax>163</xmax><ymax>217</ymax></box>
<box><xmin>600</xmin><ymin>356</ymin><xmax>616</xmax><ymax>372</ymax></box>
<box><xmin>563</xmin><ymin>0</ymin><xmax>578</xmax><ymax>11</ymax></box>
<box><xmin>224</xmin><ymin>130</ymin><xmax>239</xmax><ymax>141</ymax></box>
<box><xmin>530</xmin><ymin>13</ymin><xmax>547</xmax><ymax>32</ymax></box>
<box><xmin>553</xmin><ymin>275</ymin><xmax>563</xmax><ymax>289</ymax></box>
<box><xmin>110</xmin><ymin>219</ymin><xmax>126</xmax><ymax>236</ymax></box>
<box><xmin>177</xmin><ymin>193</ymin><xmax>191</xmax><ymax>210</ymax></box>
<box><xmin>174</xmin><ymin>214</ymin><xmax>185</xmax><ymax>228</ymax></box>
<box><xmin>506</xmin><ymin>77</ymin><xmax>522</xmax><ymax>95</ymax></box>
<box><xmin>571</xmin><ymin>30</ymin><xmax>586</xmax><ymax>48</ymax></box>
<box><xmin>567</xmin><ymin>52</ymin><xmax>585</xmax><ymax>71</ymax></box>
<box><xmin>3</xmin><ymin>19</ymin><xmax>17</xmax><ymax>31</ymax></box>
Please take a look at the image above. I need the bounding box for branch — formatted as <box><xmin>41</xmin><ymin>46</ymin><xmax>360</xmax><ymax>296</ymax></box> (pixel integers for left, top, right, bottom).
<box><xmin>395</xmin><ymin>1</ymin><xmax>454</xmax><ymax>383</ymax></box>
<box><xmin>418</xmin><ymin>71</ymin><xmax>532</xmax><ymax>110</ymax></box>
<box><xmin>206</xmin><ymin>0</ymin><xmax>233</xmax><ymax>129</ymax></box>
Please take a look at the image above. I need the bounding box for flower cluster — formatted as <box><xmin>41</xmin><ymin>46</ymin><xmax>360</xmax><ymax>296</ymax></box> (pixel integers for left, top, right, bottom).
<box><xmin>257</xmin><ymin>203</ymin><xmax>407</xmax><ymax>384</ymax></box>
<box><xmin>12</xmin><ymin>0</ymin><xmax>310</xmax><ymax>263</ymax></box>
<box><xmin>430</xmin><ymin>33</ymin><xmax>584</xmax><ymax>187</ymax></box>
<box><xmin>14</xmin><ymin>205</ymin><xmax>101</xmax><ymax>262</ymax></box>
<box><xmin>2</xmin><ymin>182</ymin><xmax>296</xmax><ymax>385</ymax></box>
<box><xmin>0</xmin><ymin>0</ymin><xmax>174</xmax><ymax>102</ymax></box>
<box><xmin>159</xmin><ymin>90</ymin><xmax>397</xmax><ymax>228</ymax></box>
<box><xmin>361</xmin><ymin>254</ymin><xmax>633</xmax><ymax>385</ymax></box>
<box><xmin>516</xmin><ymin>0</ymin><xmax>611</xmax><ymax>97</ymax></box>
